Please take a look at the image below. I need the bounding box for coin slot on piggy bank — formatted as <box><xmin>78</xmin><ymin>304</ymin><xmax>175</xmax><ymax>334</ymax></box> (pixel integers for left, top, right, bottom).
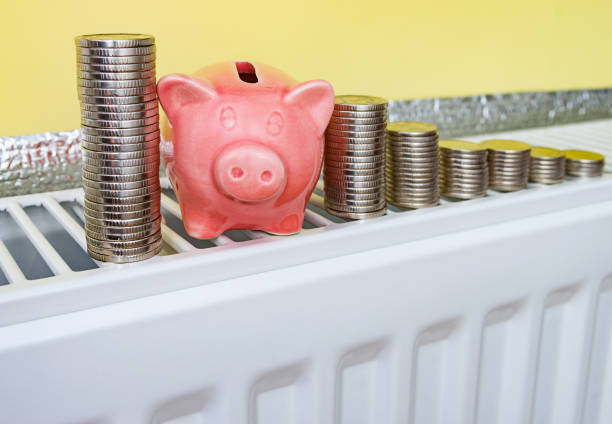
<box><xmin>157</xmin><ymin>61</ymin><xmax>334</xmax><ymax>239</ymax></box>
<box><xmin>236</xmin><ymin>61</ymin><xmax>258</xmax><ymax>83</ymax></box>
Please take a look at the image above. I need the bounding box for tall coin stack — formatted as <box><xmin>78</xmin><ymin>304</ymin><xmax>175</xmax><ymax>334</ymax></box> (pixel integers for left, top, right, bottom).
<box><xmin>439</xmin><ymin>140</ymin><xmax>489</xmax><ymax>199</ymax></box>
<box><xmin>529</xmin><ymin>147</ymin><xmax>566</xmax><ymax>184</ymax></box>
<box><xmin>563</xmin><ymin>149</ymin><xmax>605</xmax><ymax>177</ymax></box>
<box><xmin>323</xmin><ymin>95</ymin><xmax>388</xmax><ymax>219</ymax></box>
<box><xmin>480</xmin><ymin>140</ymin><xmax>531</xmax><ymax>192</ymax></box>
<box><xmin>386</xmin><ymin>122</ymin><xmax>440</xmax><ymax>208</ymax></box>
<box><xmin>76</xmin><ymin>34</ymin><xmax>162</xmax><ymax>263</ymax></box>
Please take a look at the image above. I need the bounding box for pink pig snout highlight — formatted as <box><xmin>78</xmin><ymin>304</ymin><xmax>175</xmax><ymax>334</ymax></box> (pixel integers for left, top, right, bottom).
<box><xmin>214</xmin><ymin>141</ymin><xmax>286</xmax><ymax>202</ymax></box>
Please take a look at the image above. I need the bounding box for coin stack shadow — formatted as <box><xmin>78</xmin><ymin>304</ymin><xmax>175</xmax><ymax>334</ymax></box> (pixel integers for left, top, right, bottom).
<box><xmin>76</xmin><ymin>34</ymin><xmax>162</xmax><ymax>263</ymax></box>
<box><xmin>480</xmin><ymin>140</ymin><xmax>531</xmax><ymax>192</ymax></box>
<box><xmin>386</xmin><ymin>122</ymin><xmax>440</xmax><ymax>208</ymax></box>
<box><xmin>529</xmin><ymin>147</ymin><xmax>566</xmax><ymax>184</ymax></box>
<box><xmin>323</xmin><ymin>95</ymin><xmax>388</xmax><ymax>219</ymax></box>
<box><xmin>439</xmin><ymin>140</ymin><xmax>489</xmax><ymax>199</ymax></box>
<box><xmin>563</xmin><ymin>149</ymin><xmax>605</xmax><ymax>177</ymax></box>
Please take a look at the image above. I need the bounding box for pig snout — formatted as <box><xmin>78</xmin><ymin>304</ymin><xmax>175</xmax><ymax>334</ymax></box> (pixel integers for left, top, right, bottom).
<box><xmin>214</xmin><ymin>141</ymin><xmax>286</xmax><ymax>202</ymax></box>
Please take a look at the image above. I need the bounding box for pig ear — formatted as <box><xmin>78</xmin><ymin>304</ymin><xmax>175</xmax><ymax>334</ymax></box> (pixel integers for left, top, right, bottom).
<box><xmin>284</xmin><ymin>80</ymin><xmax>335</xmax><ymax>134</ymax></box>
<box><xmin>157</xmin><ymin>74</ymin><xmax>218</xmax><ymax>124</ymax></box>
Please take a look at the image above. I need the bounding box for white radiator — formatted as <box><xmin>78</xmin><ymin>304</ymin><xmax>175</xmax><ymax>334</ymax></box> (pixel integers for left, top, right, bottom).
<box><xmin>0</xmin><ymin>120</ymin><xmax>611</xmax><ymax>424</ymax></box>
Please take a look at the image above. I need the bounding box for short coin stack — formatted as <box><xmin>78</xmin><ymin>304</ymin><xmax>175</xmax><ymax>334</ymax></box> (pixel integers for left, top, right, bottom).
<box><xmin>529</xmin><ymin>147</ymin><xmax>566</xmax><ymax>184</ymax></box>
<box><xmin>76</xmin><ymin>34</ymin><xmax>162</xmax><ymax>263</ymax></box>
<box><xmin>563</xmin><ymin>149</ymin><xmax>605</xmax><ymax>177</ymax></box>
<box><xmin>439</xmin><ymin>140</ymin><xmax>489</xmax><ymax>199</ymax></box>
<box><xmin>480</xmin><ymin>140</ymin><xmax>531</xmax><ymax>192</ymax></box>
<box><xmin>386</xmin><ymin>122</ymin><xmax>440</xmax><ymax>208</ymax></box>
<box><xmin>323</xmin><ymin>95</ymin><xmax>388</xmax><ymax>219</ymax></box>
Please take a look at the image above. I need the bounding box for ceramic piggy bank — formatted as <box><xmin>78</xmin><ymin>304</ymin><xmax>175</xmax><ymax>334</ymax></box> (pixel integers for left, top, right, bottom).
<box><xmin>158</xmin><ymin>61</ymin><xmax>334</xmax><ymax>239</ymax></box>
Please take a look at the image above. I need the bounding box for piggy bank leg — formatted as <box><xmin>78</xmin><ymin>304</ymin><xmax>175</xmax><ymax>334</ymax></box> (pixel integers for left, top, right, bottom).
<box><xmin>263</xmin><ymin>213</ymin><xmax>303</xmax><ymax>236</ymax></box>
<box><xmin>182</xmin><ymin>205</ymin><xmax>228</xmax><ymax>239</ymax></box>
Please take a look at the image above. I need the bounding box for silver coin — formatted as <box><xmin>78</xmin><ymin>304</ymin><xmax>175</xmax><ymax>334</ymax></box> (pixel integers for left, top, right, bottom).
<box><xmin>324</xmin><ymin>167</ymin><xmax>384</xmax><ymax>177</ymax></box>
<box><xmin>80</xmin><ymin>130</ymin><xmax>159</xmax><ymax>144</ymax></box>
<box><xmin>82</xmin><ymin>160</ymin><xmax>160</xmax><ymax>175</ymax></box>
<box><xmin>81</xmin><ymin>108</ymin><xmax>159</xmax><ymax>120</ymax></box>
<box><xmin>85</xmin><ymin>212</ymin><xmax>162</xmax><ymax>228</ymax></box>
<box><xmin>387</xmin><ymin>122</ymin><xmax>438</xmax><ymax>137</ymax></box>
<box><xmin>325</xmin><ymin>186</ymin><xmax>384</xmax><ymax>196</ymax></box>
<box><xmin>325</xmin><ymin>191</ymin><xmax>383</xmax><ymax>201</ymax></box>
<box><xmin>326</xmin><ymin>129</ymin><xmax>387</xmax><ymax>138</ymax></box>
<box><xmin>80</xmin><ymin>124</ymin><xmax>159</xmax><ymax>137</ymax></box>
<box><xmin>324</xmin><ymin>201</ymin><xmax>385</xmax><ymax>213</ymax></box>
<box><xmin>325</xmin><ymin>134</ymin><xmax>386</xmax><ymax>144</ymax></box>
<box><xmin>326</xmin><ymin>149</ymin><xmax>385</xmax><ymax>158</ymax></box>
<box><xmin>84</xmin><ymin>189</ymin><xmax>161</xmax><ymax>205</ymax></box>
<box><xmin>82</xmin><ymin>146</ymin><xmax>159</xmax><ymax>160</ymax></box>
<box><xmin>387</xmin><ymin>143</ymin><xmax>439</xmax><ymax>153</ymax></box>
<box><xmin>87</xmin><ymin>246</ymin><xmax>161</xmax><ymax>263</ymax></box>
<box><xmin>83</xmin><ymin>183</ymin><xmax>160</xmax><ymax>199</ymax></box>
<box><xmin>77</xmin><ymin>45</ymin><xmax>156</xmax><ymax>57</ymax></box>
<box><xmin>84</xmin><ymin>197</ymin><xmax>159</xmax><ymax>212</ymax></box>
<box><xmin>332</xmin><ymin>109</ymin><xmax>387</xmax><ymax>118</ymax></box>
<box><xmin>324</xmin><ymin>179</ymin><xmax>383</xmax><ymax>189</ymax></box>
<box><xmin>329</xmin><ymin>116</ymin><xmax>386</xmax><ymax>125</ymax></box>
<box><xmin>80</xmin><ymin>99</ymin><xmax>158</xmax><ymax>113</ymax></box>
<box><xmin>386</xmin><ymin>193</ymin><xmax>440</xmax><ymax>203</ymax></box>
<box><xmin>75</xmin><ymin>34</ymin><xmax>155</xmax><ymax>48</ymax></box>
<box><xmin>84</xmin><ymin>206</ymin><xmax>160</xmax><ymax>223</ymax></box>
<box><xmin>81</xmin><ymin>169</ymin><xmax>158</xmax><ymax>182</ymax></box>
<box><xmin>326</xmin><ymin>140</ymin><xmax>384</xmax><ymax>150</ymax></box>
<box><xmin>78</xmin><ymin>78</ymin><xmax>156</xmax><ymax>88</ymax></box>
<box><xmin>323</xmin><ymin>173</ymin><xmax>384</xmax><ymax>182</ymax></box>
<box><xmin>87</xmin><ymin>238</ymin><xmax>163</xmax><ymax>258</ymax></box>
<box><xmin>324</xmin><ymin>207</ymin><xmax>386</xmax><ymax>220</ymax></box>
<box><xmin>77</xmin><ymin>62</ymin><xmax>155</xmax><ymax>73</ymax></box>
<box><xmin>384</xmin><ymin>173</ymin><xmax>437</xmax><ymax>184</ymax></box>
<box><xmin>327</xmin><ymin>122</ymin><xmax>386</xmax><ymax>132</ymax></box>
<box><xmin>325</xmin><ymin>159</ymin><xmax>384</xmax><ymax>169</ymax></box>
<box><xmin>387</xmin><ymin>135</ymin><xmax>439</xmax><ymax>144</ymax></box>
<box><xmin>386</xmin><ymin>150</ymin><xmax>438</xmax><ymax>159</ymax></box>
<box><xmin>86</xmin><ymin>214</ymin><xmax>161</xmax><ymax>232</ymax></box>
<box><xmin>529</xmin><ymin>177</ymin><xmax>565</xmax><ymax>184</ymax></box>
<box><xmin>78</xmin><ymin>85</ymin><xmax>156</xmax><ymax>97</ymax></box>
<box><xmin>77</xmin><ymin>54</ymin><xmax>156</xmax><ymax>65</ymax></box>
<box><xmin>334</xmin><ymin>95</ymin><xmax>388</xmax><ymax>111</ymax></box>
<box><xmin>80</xmin><ymin>140</ymin><xmax>160</xmax><ymax>153</ymax></box>
<box><xmin>81</xmin><ymin>116</ymin><xmax>159</xmax><ymax>129</ymax></box>
<box><xmin>83</xmin><ymin>154</ymin><xmax>159</xmax><ymax>168</ymax></box>
<box><xmin>440</xmin><ymin>157</ymin><xmax>488</xmax><ymax>167</ymax></box>
<box><xmin>324</xmin><ymin>153</ymin><xmax>385</xmax><ymax>163</ymax></box>
<box><xmin>86</xmin><ymin>233</ymin><xmax>161</xmax><ymax>251</ymax></box>
<box><xmin>79</xmin><ymin>93</ymin><xmax>157</xmax><ymax>105</ymax></box>
<box><xmin>85</xmin><ymin>226</ymin><xmax>161</xmax><ymax>244</ymax></box>
<box><xmin>82</xmin><ymin>175</ymin><xmax>160</xmax><ymax>191</ymax></box>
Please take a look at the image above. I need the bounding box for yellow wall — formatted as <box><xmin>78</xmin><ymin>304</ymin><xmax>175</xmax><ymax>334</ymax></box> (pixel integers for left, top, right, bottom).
<box><xmin>1</xmin><ymin>0</ymin><xmax>611</xmax><ymax>136</ymax></box>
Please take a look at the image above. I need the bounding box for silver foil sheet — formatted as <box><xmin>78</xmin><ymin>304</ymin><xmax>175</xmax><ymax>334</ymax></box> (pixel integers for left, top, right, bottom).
<box><xmin>1</xmin><ymin>88</ymin><xmax>611</xmax><ymax>197</ymax></box>
<box><xmin>389</xmin><ymin>88</ymin><xmax>612</xmax><ymax>138</ymax></box>
<box><xmin>0</xmin><ymin>130</ymin><xmax>82</xmax><ymax>197</ymax></box>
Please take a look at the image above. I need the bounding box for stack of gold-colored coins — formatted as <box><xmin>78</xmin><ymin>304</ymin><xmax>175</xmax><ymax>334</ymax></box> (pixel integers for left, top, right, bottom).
<box><xmin>480</xmin><ymin>140</ymin><xmax>531</xmax><ymax>192</ymax></box>
<box><xmin>529</xmin><ymin>147</ymin><xmax>566</xmax><ymax>184</ymax></box>
<box><xmin>439</xmin><ymin>140</ymin><xmax>489</xmax><ymax>199</ymax></box>
<box><xmin>563</xmin><ymin>149</ymin><xmax>605</xmax><ymax>177</ymax></box>
<box><xmin>76</xmin><ymin>34</ymin><xmax>162</xmax><ymax>263</ymax></box>
<box><xmin>323</xmin><ymin>95</ymin><xmax>388</xmax><ymax>219</ymax></box>
<box><xmin>386</xmin><ymin>122</ymin><xmax>439</xmax><ymax>208</ymax></box>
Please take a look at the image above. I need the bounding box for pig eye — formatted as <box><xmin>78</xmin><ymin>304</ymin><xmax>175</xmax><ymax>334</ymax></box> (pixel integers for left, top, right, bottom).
<box><xmin>220</xmin><ymin>106</ymin><xmax>236</xmax><ymax>130</ymax></box>
<box><xmin>266</xmin><ymin>112</ymin><xmax>283</xmax><ymax>136</ymax></box>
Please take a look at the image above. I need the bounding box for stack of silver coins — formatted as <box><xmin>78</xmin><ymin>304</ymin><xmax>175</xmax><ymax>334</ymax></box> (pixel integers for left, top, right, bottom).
<box><xmin>386</xmin><ymin>122</ymin><xmax>440</xmax><ymax>208</ymax></box>
<box><xmin>563</xmin><ymin>149</ymin><xmax>605</xmax><ymax>177</ymax></box>
<box><xmin>439</xmin><ymin>140</ymin><xmax>489</xmax><ymax>199</ymax></box>
<box><xmin>480</xmin><ymin>140</ymin><xmax>531</xmax><ymax>192</ymax></box>
<box><xmin>529</xmin><ymin>147</ymin><xmax>566</xmax><ymax>184</ymax></box>
<box><xmin>76</xmin><ymin>34</ymin><xmax>162</xmax><ymax>263</ymax></box>
<box><xmin>323</xmin><ymin>95</ymin><xmax>388</xmax><ymax>219</ymax></box>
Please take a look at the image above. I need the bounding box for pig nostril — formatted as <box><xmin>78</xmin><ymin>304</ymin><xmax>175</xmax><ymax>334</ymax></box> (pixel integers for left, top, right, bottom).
<box><xmin>230</xmin><ymin>167</ymin><xmax>244</xmax><ymax>179</ymax></box>
<box><xmin>260</xmin><ymin>170</ymin><xmax>272</xmax><ymax>183</ymax></box>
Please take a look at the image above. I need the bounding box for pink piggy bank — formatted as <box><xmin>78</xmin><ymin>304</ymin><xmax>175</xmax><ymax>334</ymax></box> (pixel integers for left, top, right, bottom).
<box><xmin>158</xmin><ymin>61</ymin><xmax>334</xmax><ymax>239</ymax></box>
